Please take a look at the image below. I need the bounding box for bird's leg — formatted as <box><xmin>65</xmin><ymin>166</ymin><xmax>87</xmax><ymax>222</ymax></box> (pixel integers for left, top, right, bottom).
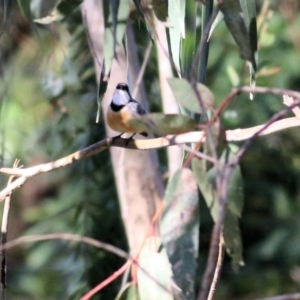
<box><xmin>112</xmin><ymin>133</ymin><xmax>124</xmax><ymax>144</ymax></box>
<box><xmin>125</xmin><ymin>133</ymin><xmax>136</xmax><ymax>146</ymax></box>
<box><xmin>112</xmin><ymin>133</ymin><xmax>139</xmax><ymax>146</ymax></box>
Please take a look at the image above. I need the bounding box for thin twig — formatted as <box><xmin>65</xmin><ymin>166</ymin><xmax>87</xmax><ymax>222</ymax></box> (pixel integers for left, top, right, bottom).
<box><xmin>198</xmin><ymin>87</ymin><xmax>300</xmax><ymax>300</ymax></box>
<box><xmin>207</xmin><ymin>236</ymin><xmax>224</xmax><ymax>300</ymax></box>
<box><xmin>233</xmin><ymin>98</ymin><xmax>300</xmax><ymax>165</ymax></box>
<box><xmin>211</xmin><ymin>86</ymin><xmax>300</xmax><ymax>124</ymax></box>
<box><xmin>198</xmin><ymin>223</ymin><xmax>223</xmax><ymax>300</ymax></box>
<box><xmin>0</xmin><ymin>233</ymin><xmax>128</xmax><ymax>258</ymax></box>
<box><xmin>80</xmin><ymin>261</ymin><xmax>131</xmax><ymax>300</ymax></box>
<box><xmin>1</xmin><ymin>114</ymin><xmax>300</xmax><ymax>201</ymax></box>
<box><xmin>132</xmin><ymin>41</ymin><xmax>153</xmax><ymax>99</ymax></box>
<box><xmin>0</xmin><ymin>163</ymin><xmax>16</xmax><ymax>299</ymax></box>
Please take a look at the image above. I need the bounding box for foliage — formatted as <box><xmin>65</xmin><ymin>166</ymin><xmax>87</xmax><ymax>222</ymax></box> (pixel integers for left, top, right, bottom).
<box><xmin>0</xmin><ymin>0</ymin><xmax>300</xmax><ymax>300</ymax></box>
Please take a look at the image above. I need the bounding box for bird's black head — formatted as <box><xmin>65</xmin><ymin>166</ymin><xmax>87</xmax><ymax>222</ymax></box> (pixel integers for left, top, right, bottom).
<box><xmin>116</xmin><ymin>83</ymin><xmax>129</xmax><ymax>92</ymax></box>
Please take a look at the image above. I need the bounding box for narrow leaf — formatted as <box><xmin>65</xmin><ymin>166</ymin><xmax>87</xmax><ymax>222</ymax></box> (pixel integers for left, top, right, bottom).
<box><xmin>132</xmin><ymin>0</ymin><xmax>155</xmax><ymax>39</ymax></box>
<box><xmin>180</xmin><ymin>0</ymin><xmax>196</xmax><ymax>77</ymax></box>
<box><xmin>17</xmin><ymin>0</ymin><xmax>33</xmax><ymax>22</ymax></box>
<box><xmin>160</xmin><ymin>168</ymin><xmax>199</xmax><ymax>299</ymax></box>
<box><xmin>103</xmin><ymin>0</ymin><xmax>130</xmax><ymax>76</ymax></box>
<box><xmin>132</xmin><ymin>0</ymin><xmax>145</xmax><ymax>21</ymax></box>
<box><xmin>191</xmin><ymin>159</ymin><xmax>218</xmax><ymax>220</ymax></box>
<box><xmin>192</xmin><ymin>152</ymin><xmax>244</xmax><ymax>271</ymax></box>
<box><xmin>168</xmin><ymin>78</ymin><xmax>214</xmax><ymax>114</ymax></box>
<box><xmin>223</xmin><ymin>210</ymin><xmax>244</xmax><ymax>272</ymax></box>
<box><xmin>168</xmin><ymin>0</ymin><xmax>185</xmax><ymax>74</ymax></box>
<box><xmin>115</xmin><ymin>282</ymin><xmax>140</xmax><ymax>300</ymax></box>
<box><xmin>240</xmin><ymin>0</ymin><xmax>257</xmax><ymax>97</ymax></box>
<box><xmin>17</xmin><ymin>0</ymin><xmax>38</xmax><ymax>34</ymax></box>
<box><xmin>219</xmin><ymin>0</ymin><xmax>257</xmax><ymax>71</ymax></box>
<box><xmin>137</xmin><ymin>237</ymin><xmax>173</xmax><ymax>300</ymax></box>
<box><xmin>128</xmin><ymin>113</ymin><xmax>196</xmax><ymax>136</ymax></box>
<box><xmin>219</xmin><ymin>0</ymin><xmax>250</xmax><ymax>61</ymax></box>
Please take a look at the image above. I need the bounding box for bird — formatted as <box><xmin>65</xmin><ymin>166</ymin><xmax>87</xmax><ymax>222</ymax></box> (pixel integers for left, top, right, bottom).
<box><xmin>107</xmin><ymin>83</ymin><xmax>148</xmax><ymax>143</ymax></box>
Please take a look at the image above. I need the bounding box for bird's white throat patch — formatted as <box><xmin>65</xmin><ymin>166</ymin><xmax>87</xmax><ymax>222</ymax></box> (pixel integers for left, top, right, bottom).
<box><xmin>112</xmin><ymin>89</ymin><xmax>130</xmax><ymax>106</ymax></box>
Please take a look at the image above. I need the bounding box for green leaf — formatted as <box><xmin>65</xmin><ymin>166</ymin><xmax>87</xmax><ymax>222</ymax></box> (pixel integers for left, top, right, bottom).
<box><xmin>208</xmin><ymin>11</ymin><xmax>224</xmax><ymax>41</ymax></box>
<box><xmin>132</xmin><ymin>0</ymin><xmax>155</xmax><ymax>40</ymax></box>
<box><xmin>132</xmin><ymin>0</ymin><xmax>145</xmax><ymax>21</ymax></box>
<box><xmin>17</xmin><ymin>0</ymin><xmax>33</xmax><ymax>21</ymax></box>
<box><xmin>226</xmin><ymin>164</ymin><xmax>244</xmax><ymax>218</ymax></box>
<box><xmin>17</xmin><ymin>0</ymin><xmax>38</xmax><ymax>34</ymax></box>
<box><xmin>115</xmin><ymin>282</ymin><xmax>140</xmax><ymax>300</ymax></box>
<box><xmin>137</xmin><ymin>237</ymin><xmax>173</xmax><ymax>300</ymax></box>
<box><xmin>240</xmin><ymin>0</ymin><xmax>257</xmax><ymax>98</ymax></box>
<box><xmin>168</xmin><ymin>0</ymin><xmax>185</xmax><ymax>74</ymax></box>
<box><xmin>103</xmin><ymin>0</ymin><xmax>131</xmax><ymax>76</ymax></box>
<box><xmin>192</xmin><ymin>151</ymin><xmax>244</xmax><ymax>271</ymax></box>
<box><xmin>160</xmin><ymin>168</ymin><xmax>199</xmax><ymax>299</ymax></box>
<box><xmin>191</xmin><ymin>159</ymin><xmax>219</xmax><ymax>220</ymax></box>
<box><xmin>168</xmin><ymin>78</ymin><xmax>214</xmax><ymax>114</ymax></box>
<box><xmin>223</xmin><ymin>210</ymin><xmax>244</xmax><ymax>272</ymax></box>
<box><xmin>181</xmin><ymin>32</ymin><xmax>196</xmax><ymax>78</ymax></box>
<box><xmin>128</xmin><ymin>113</ymin><xmax>196</xmax><ymax>136</ymax></box>
<box><xmin>197</xmin><ymin>0</ymin><xmax>214</xmax><ymax>83</ymax></box>
<box><xmin>240</xmin><ymin>0</ymin><xmax>257</xmax><ymax>54</ymax></box>
<box><xmin>168</xmin><ymin>78</ymin><xmax>200</xmax><ymax>113</ymax></box>
<box><xmin>34</xmin><ymin>0</ymin><xmax>83</xmax><ymax>24</ymax></box>
<box><xmin>219</xmin><ymin>0</ymin><xmax>257</xmax><ymax>71</ymax></box>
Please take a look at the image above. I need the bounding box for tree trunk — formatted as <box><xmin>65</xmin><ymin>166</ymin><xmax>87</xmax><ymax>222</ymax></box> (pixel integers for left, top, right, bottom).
<box><xmin>82</xmin><ymin>0</ymin><xmax>164</xmax><ymax>255</ymax></box>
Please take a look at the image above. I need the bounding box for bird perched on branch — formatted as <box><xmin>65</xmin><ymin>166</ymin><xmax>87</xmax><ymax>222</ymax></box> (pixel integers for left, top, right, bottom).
<box><xmin>107</xmin><ymin>83</ymin><xmax>148</xmax><ymax>142</ymax></box>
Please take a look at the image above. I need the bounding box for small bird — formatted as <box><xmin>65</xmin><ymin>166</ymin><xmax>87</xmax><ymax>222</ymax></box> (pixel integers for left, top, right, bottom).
<box><xmin>107</xmin><ymin>83</ymin><xmax>148</xmax><ymax>142</ymax></box>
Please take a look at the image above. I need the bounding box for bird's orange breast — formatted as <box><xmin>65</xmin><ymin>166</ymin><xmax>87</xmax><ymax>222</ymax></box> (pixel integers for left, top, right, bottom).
<box><xmin>106</xmin><ymin>108</ymin><xmax>138</xmax><ymax>133</ymax></box>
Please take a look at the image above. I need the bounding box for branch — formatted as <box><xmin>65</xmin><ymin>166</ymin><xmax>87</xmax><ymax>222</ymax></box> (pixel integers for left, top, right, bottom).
<box><xmin>0</xmin><ymin>160</ymin><xmax>20</xmax><ymax>299</ymax></box>
<box><xmin>212</xmin><ymin>86</ymin><xmax>300</xmax><ymax>123</ymax></box>
<box><xmin>1</xmin><ymin>114</ymin><xmax>300</xmax><ymax>201</ymax></box>
<box><xmin>0</xmin><ymin>233</ymin><xmax>128</xmax><ymax>259</ymax></box>
<box><xmin>207</xmin><ymin>236</ymin><xmax>224</xmax><ymax>300</ymax></box>
<box><xmin>80</xmin><ymin>261</ymin><xmax>132</xmax><ymax>300</ymax></box>
<box><xmin>198</xmin><ymin>86</ymin><xmax>300</xmax><ymax>300</ymax></box>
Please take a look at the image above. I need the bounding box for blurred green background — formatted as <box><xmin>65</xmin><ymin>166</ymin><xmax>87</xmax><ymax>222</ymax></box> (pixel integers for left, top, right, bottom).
<box><xmin>0</xmin><ymin>0</ymin><xmax>300</xmax><ymax>299</ymax></box>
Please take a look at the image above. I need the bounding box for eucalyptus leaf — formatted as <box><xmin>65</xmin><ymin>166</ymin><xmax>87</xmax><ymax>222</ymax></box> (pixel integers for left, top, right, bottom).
<box><xmin>180</xmin><ymin>0</ymin><xmax>196</xmax><ymax>77</ymax></box>
<box><xmin>219</xmin><ymin>0</ymin><xmax>257</xmax><ymax>71</ymax></box>
<box><xmin>168</xmin><ymin>78</ymin><xmax>214</xmax><ymax>114</ymax></box>
<box><xmin>223</xmin><ymin>210</ymin><xmax>244</xmax><ymax>272</ymax></box>
<box><xmin>240</xmin><ymin>0</ymin><xmax>257</xmax><ymax>96</ymax></box>
<box><xmin>137</xmin><ymin>237</ymin><xmax>173</xmax><ymax>300</ymax></box>
<box><xmin>115</xmin><ymin>282</ymin><xmax>140</xmax><ymax>300</ymax></box>
<box><xmin>103</xmin><ymin>0</ymin><xmax>130</xmax><ymax>76</ymax></box>
<box><xmin>17</xmin><ymin>0</ymin><xmax>38</xmax><ymax>34</ymax></box>
<box><xmin>160</xmin><ymin>168</ymin><xmax>199</xmax><ymax>300</ymax></box>
<box><xmin>132</xmin><ymin>0</ymin><xmax>145</xmax><ymax>21</ymax></box>
<box><xmin>128</xmin><ymin>113</ymin><xmax>195</xmax><ymax>136</ymax></box>
<box><xmin>168</xmin><ymin>0</ymin><xmax>185</xmax><ymax>74</ymax></box>
<box><xmin>192</xmin><ymin>153</ymin><xmax>244</xmax><ymax>271</ymax></box>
